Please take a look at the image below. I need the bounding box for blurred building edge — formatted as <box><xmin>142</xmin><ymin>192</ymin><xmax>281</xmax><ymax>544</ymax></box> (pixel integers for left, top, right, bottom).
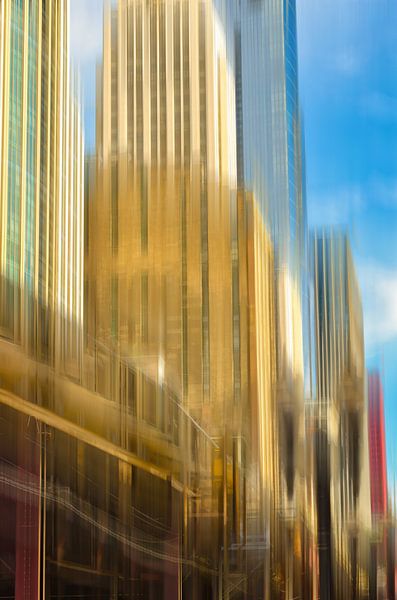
<box><xmin>0</xmin><ymin>0</ymin><xmax>84</xmax><ymax>382</ymax></box>
<box><xmin>312</xmin><ymin>228</ymin><xmax>372</xmax><ymax>600</ymax></box>
<box><xmin>0</xmin><ymin>0</ymin><xmax>83</xmax><ymax>598</ymax></box>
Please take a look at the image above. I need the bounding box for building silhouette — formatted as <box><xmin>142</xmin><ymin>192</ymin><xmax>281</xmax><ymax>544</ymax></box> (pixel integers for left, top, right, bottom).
<box><xmin>312</xmin><ymin>229</ymin><xmax>371</xmax><ymax>600</ymax></box>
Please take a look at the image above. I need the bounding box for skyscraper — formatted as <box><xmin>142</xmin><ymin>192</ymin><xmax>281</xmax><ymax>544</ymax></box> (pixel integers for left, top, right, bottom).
<box><xmin>95</xmin><ymin>1</ymin><xmax>308</xmax><ymax>506</ymax></box>
<box><xmin>234</xmin><ymin>1</ymin><xmax>310</xmax><ymax>519</ymax></box>
<box><xmin>88</xmin><ymin>1</ymin><xmax>283</xmax><ymax>596</ymax></box>
<box><xmin>97</xmin><ymin>0</ymin><xmax>237</xmax><ymax>184</ymax></box>
<box><xmin>312</xmin><ymin>229</ymin><xmax>368</xmax><ymax>599</ymax></box>
<box><xmin>368</xmin><ymin>371</ymin><xmax>388</xmax><ymax>518</ymax></box>
<box><xmin>367</xmin><ymin>374</ymin><xmax>388</xmax><ymax>600</ymax></box>
<box><xmin>0</xmin><ymin>2</ymin><xmax>84</xmax><ymax>597</ymax></box>
<box><xmin>0</xmin><ymin>0</ymin><xmax>84</xmax><ymax>378</ymax></box>
<box><xmin>238</xmin><ymin>0</ymin><xmax>306</xmax><ymax>265</ymax></box>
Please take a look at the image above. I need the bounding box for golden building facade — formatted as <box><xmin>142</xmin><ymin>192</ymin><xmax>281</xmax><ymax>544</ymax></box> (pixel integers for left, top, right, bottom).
<box><xmin>94</xmin><ymin>0</ymin><xmax>307</xmax><ymax>525</ymax></box>
<box><xmin>85</xmin><ymin>0</ymin><xmax>283</xmax><ymax>596</ymax></box>
<box><xmin>97</xmin><ymin>0</ymin><xmax>237</xmax><ymax>184</ymax></box>
<box><xmin>86</xmin><ymin>157</ymin><xmax>279</xmax><ymax>596</ymax></box>
<box><xmin>0</xmin><ymin>0</ymin><xmax>84</xmax><ymax>379</ymax></box>
<box><xmin>0</xmin><ymin>2</ymin><xmax>89</xmax><ymax>598</ymax></box>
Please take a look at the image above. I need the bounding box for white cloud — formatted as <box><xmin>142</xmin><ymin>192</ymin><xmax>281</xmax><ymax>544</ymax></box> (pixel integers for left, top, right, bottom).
<box><xmin>308</xmin><ymin>179</ymin><xmax>397</xmax><ymax>230</ymax></box>
<box><xmin>70</xmin><ymin>0</ymin><xmax>103</xmax><ymax>68</ymax></box>
<box><xmin>358</xmin><ymin>262</ymin><xmax>397</xmax><ymax>349</ymax></box>
<box><xmin>308</xmin><ymin>186</ymin><xmax>365</xmax><ymax>228</ymax></box>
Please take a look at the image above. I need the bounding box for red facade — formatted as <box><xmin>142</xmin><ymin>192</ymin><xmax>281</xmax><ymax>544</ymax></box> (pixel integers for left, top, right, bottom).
<box><xmin>368</xmin><ymin>372</ymin><xmax>388</xmax><ymax>517</ymax></box>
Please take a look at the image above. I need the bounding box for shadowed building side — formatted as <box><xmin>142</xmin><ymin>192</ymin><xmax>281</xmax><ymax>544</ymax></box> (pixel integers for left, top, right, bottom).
<box><xmin>312</xmin><ymin>229</ymin><xmax>368</xmax><ymax>600</ymax></box>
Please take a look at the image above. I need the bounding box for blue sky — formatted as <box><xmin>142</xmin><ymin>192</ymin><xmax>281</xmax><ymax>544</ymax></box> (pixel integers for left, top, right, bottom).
<box><xmin>70</xmin><ymin>0</ymin><xmax>103</xmax><ymax>151</ymax></box>
<box><xmin>71</xmin><ymin>0</ymin><xmax>397</xmax><ymax>482</ymax></box>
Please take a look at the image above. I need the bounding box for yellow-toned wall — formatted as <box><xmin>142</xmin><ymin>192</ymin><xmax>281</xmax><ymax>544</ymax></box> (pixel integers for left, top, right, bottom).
<box><xmin>0</xmin><ymin>0</ymin><xmax>84</xmax><ymax>379</ymax></box>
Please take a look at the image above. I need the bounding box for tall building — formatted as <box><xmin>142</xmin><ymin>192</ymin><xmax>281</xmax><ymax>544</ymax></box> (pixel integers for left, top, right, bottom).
<box><xmin>312</xmin><ymin>229</ymin><xmax>370</xmax><ymax>600</ymax></box>
<box><xmin>87</xmin><ymin>1</ymin><xmax>286</xmax><ymax>596</ymax></box>
<box><xmin>233</xmin><ymin>8</ymin><xmax>313</xmax><ymax>598</ymax></box>
<box><xmin>232</xmin><ymin>1</ymin><xmax>310</xmax><ymax>522</ymax></box>
<box><xmin>97</xmin><ymin>0</ymin><xmax>237</xmax><ymax>184</ymax></box>
<box><xmin>367</xmin><ymin>372</ymin><xmax>388</xmax><ymax>599</ymax></box>
<box><xmin>0</xmin><ymin>0</ymin><xmax>84</xmax><ymax>379</ymax></box>
<box><xmin>237</xmin><ymin>0</ymin><xmax>306</xmax><ymax>269</ymax></box>
<box><xmin>0</xmin><ymin>1</ymin><xmax>84</xmax><ymax>597</ymax></box>
<box><xmin>368</xmin><ymin>371</ymin><xmax>388</xmax><ymax>518</ymax></box>
<box><xmin>95</xmin><ymin>0</ymin><xmax>308</xmax><ymax>508</ymax></box>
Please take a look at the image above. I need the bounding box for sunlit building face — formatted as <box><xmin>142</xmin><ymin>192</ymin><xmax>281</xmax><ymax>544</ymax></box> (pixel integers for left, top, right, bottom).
<box><xmin>89</xmin><ymin>0</ymin><xmax>279</xmax><ymax>469</ymax></box>
<box><xmin>87</xmin><ymin>2</ymin><xmax>282</xmax><ymax>595</ymax></box>
<box><xmin>237</xmin><ymin>0</ymin><xmax>305</xmax><ymax>263</ymax></box>
<box><xmin>0</xmin><ymin>0</ymin><xmax>84</xmax><ymax>377</ymax></box>
<box><xmin>97</xmin><ymin>0</ymin><xmax>237</xmax><ymax>184</ymax></box>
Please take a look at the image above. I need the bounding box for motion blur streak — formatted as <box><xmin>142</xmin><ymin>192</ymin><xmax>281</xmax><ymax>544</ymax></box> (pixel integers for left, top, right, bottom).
<box><xmin>0</xmin><ymin>0</ymin><xmax>395</xmax><ymax>599</ymax></box>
